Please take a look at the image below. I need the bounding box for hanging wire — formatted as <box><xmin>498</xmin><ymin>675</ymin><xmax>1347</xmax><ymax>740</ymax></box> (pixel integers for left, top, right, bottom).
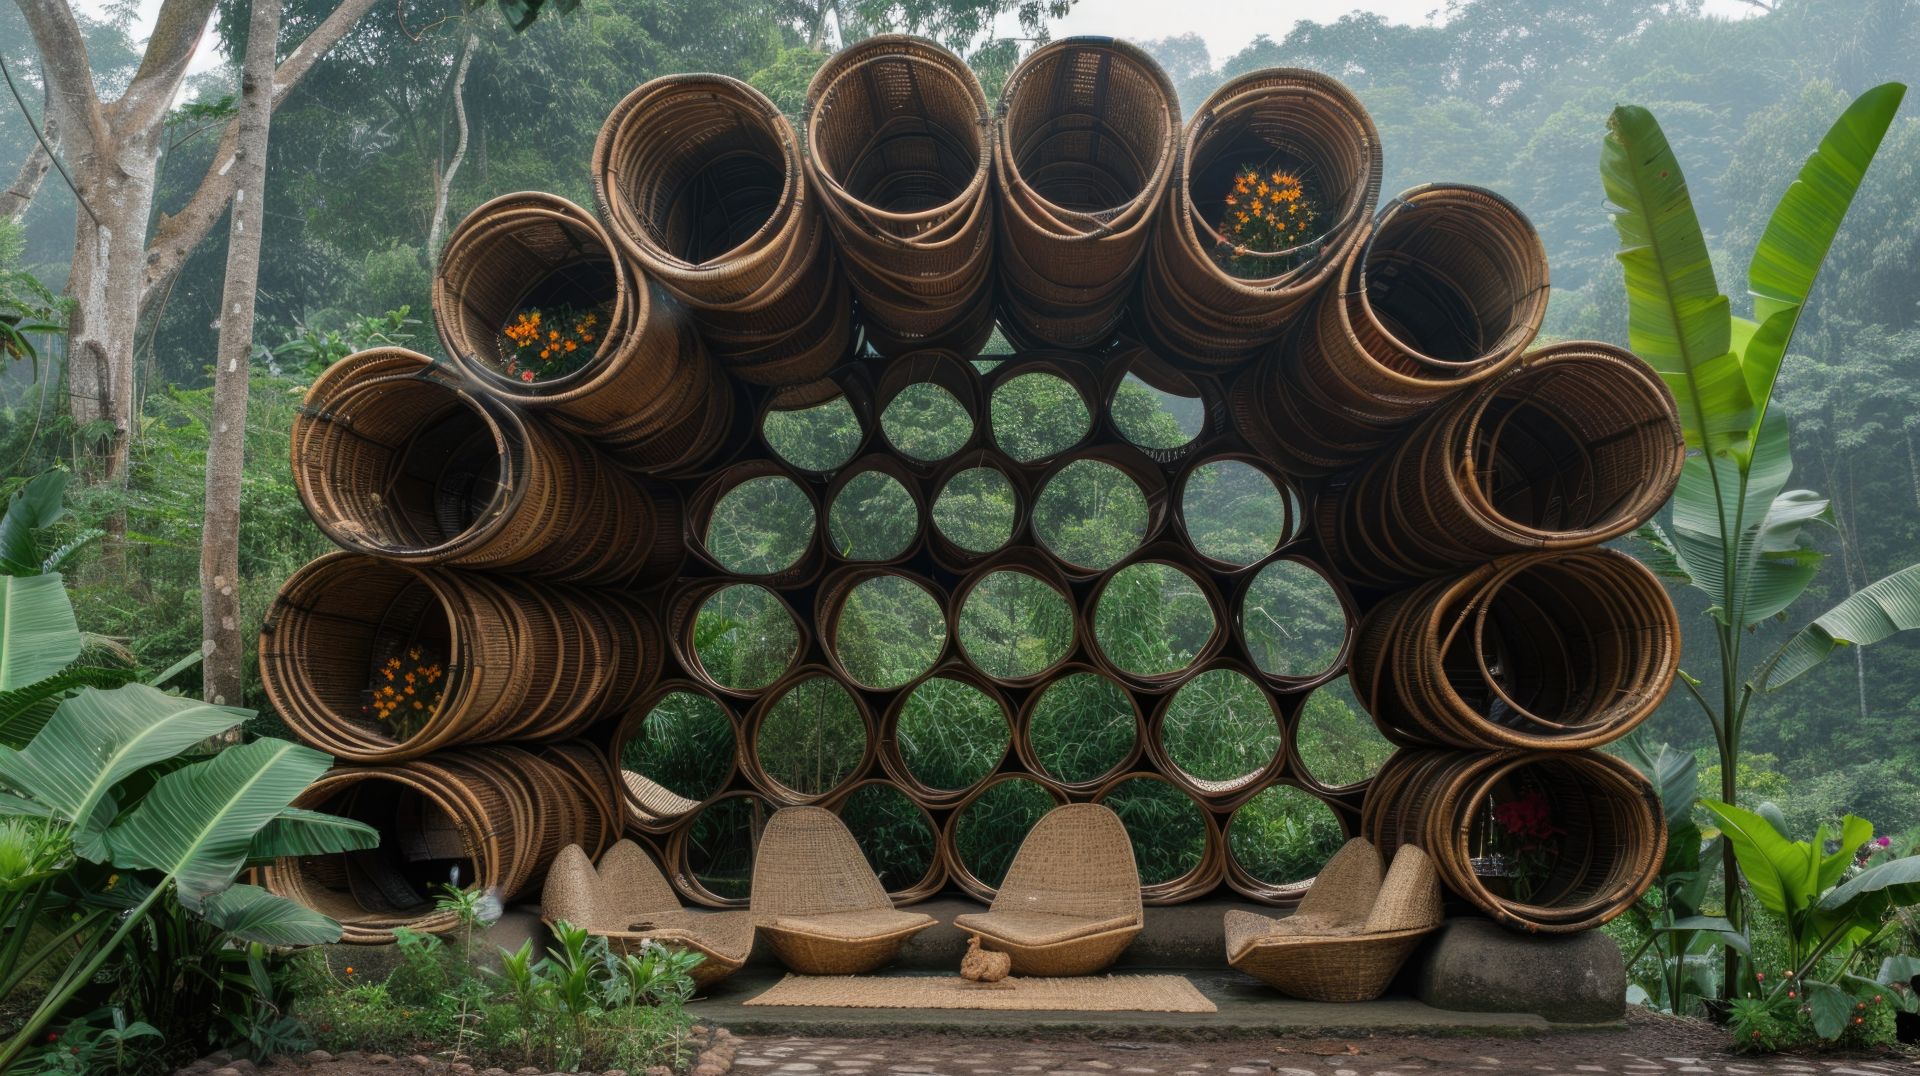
<box><xmin>0</xmin><ymin>53</ymin><xmax>100</xmax><ymax>226</ymax></box>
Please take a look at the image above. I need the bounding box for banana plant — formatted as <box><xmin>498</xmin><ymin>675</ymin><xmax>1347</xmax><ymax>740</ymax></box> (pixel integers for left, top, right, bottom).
<box><xmin>1701</xmin><ymin>799</ymin><xmax>1920</xmax><ymax>1038</ymax></box>
<box><xmin>1602</xmin><ymin>81</ymin><xmax>1911</xmax><ymax>998</ymax></box>
<box><xmin>0</xmin><ymin>571</ymin><xmax>377</xmax><ymax>1070</ymax></box>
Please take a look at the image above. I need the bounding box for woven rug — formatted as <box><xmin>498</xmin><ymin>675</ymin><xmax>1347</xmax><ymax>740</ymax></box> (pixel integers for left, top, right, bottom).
<box><xmin>743</xmin><ymin>974</ymin><xmax>1216</xmax><ymax>1013</ymax></box>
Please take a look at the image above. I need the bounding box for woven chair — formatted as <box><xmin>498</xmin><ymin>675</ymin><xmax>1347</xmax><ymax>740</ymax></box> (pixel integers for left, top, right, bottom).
<box><xmin>541</xmin><ymin>841</ymin><xmax>753</xmax><ymax>989</ymax></box>
<box><xmin>1224</xmin><ymin>838</ymin><xmax>1443</xmax><ymax>1002</ymax></box>
<box><xmin>953</xmin><ymin>803</ymin><xmax>1143</xmax><ymax>975</ymax></box>
<box><xmin>750</xmin><ymin>807</ymin><xmax>936</xmax><ymax>974</ymax></box>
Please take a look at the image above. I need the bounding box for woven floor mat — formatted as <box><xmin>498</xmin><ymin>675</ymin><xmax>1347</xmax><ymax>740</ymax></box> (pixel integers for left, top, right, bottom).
<box><xmin>743</xmin><ymin>973</ymin><xmax>1216</xmax><ymax>1012</ymax></box>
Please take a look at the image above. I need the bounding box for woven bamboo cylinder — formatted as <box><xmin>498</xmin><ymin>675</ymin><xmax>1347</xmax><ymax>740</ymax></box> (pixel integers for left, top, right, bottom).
<box><xmin>821</xmin><ymin>777</ymin><xmax>952</xmax><ymax>904</ymax></box>
<box><xmin>1362</xmin><ymin>749</ymin><xmax>1664</xmax><ymax>933</ymax></box>
<box><xmin>1241</xmin><ymin>184</ymin><xmax>1549</xmax><ymax>475</ymax></box>
<box><xmin>433</xmin><ymin>191</ymin><xmax>729</xmax><ymax>475</ymax></box>
<box><xmin>261</xmin><ymin>745</ymin><xmax>612</xmax><ymax>942</ymax></box>
<box><xmin>1136</xmin><ymin>68</ymin><xmax>1381</xmax><ymax>367</ymax></box>
<box><xmin>1317</xmin><ymin>341</ymin><xmax>1684</xmax><ymax>585</ymax></box>
<box><xmin>1349</xmin><ymin>549</ymin><xmax>1678</xmax><ymax>750</ymax></box>
<box><xmin>293</xmin><ymin>348</ymin><xmax>680</xmax><ymax>584</ymax></box>
<box><xmin>593</xmin><ymin>74</ymin><xmax>852</xmax><ymax>386</ymax></box>
<box><xmin>804</xmin><ymin>35</ymin><xmax>995</xmax><ymax>356</ymax></box>
<box><xmin>993</xmin><ymin>37</ymin><xmax>1178</xmax><ymax>349</ymax></box>
<box><xmin>611</xmin><ymin>680</ymin><xmax>744</xmax><ymax>834</ymax></box>
<box><xmin>259</xmin><ymin>553</ymin><xmax>658</xmax><ymax>762</ymax></box>
<box><xmin>1091</xmin><ymin>771</ymin><xmax>1228</xmax><ymax>905</ymax></box>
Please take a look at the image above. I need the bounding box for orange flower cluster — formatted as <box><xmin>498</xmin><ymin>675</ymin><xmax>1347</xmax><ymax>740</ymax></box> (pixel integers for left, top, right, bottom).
<box><xmin>1215</xmin><ymin>167</ymin><xmax>1319</xmax><ymax>277</ymax></box>
<box><xmin>366</xmin><ymin>644</ymin><xmax>446</xmax><ymax>735</ymax></box>
<box><xmin>500</xmin><ymin>303</ymin><xmax>604</xmax><ymax>383</ymax></box>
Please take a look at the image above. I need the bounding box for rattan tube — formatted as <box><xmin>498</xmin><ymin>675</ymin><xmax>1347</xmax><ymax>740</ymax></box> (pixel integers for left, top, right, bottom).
<box><xmin>804</xmin><ymin>35</ymin><xmax>995</xmax><ymax>356</ymax></box>
<box><xmin>612</xmin><ymin>680</ymin><xmax>744</xmax><ymax>834</ymax></box>
<box><xmin>593</xmin><ymin>75</ymin><xmax>852</xmax><ymax>386</ymax></box>
<box><xmin>822</xmin><ymin>777</ymin><xmax>951</xmax><ymax>904</ymax></box>
<box><xmin>1362</xmin><ymin>749</ymin><xmax>1665</xmax><ymax>933</ymax></box>
<box><xmin>261</xmin><ymin>745</ymin><xmax>611</xmax><ymax>942</ymax></box>
<box><xmin>1251</xmin><ymin>184</ymin><xmax>1551</xmax><ymax>475</ymax></box>
<box><xmin>1091</xmin><ymin>771</ymin><xmax>1228</xmax><ymax>905</ymax></box>
<box><xmin>293</xmin><ymin>348</ymin><xmax>680</xmax><ymax>584</ymax></box>
<box><xmin>259</xmin><ymin>553</ymin><xmax>657</xmax><ymax>761</ymax></box>
<box><xmin>1135</xmin><ymin>68</ymin><xmax>1380</xmax><ymax>366</ymax></box>
<box><xmin>1317</xmin><ymin>341</ymin><xmax>1685</xmax><ymax>585</ymax></box>
<box><xmin>433</xmin><ymin>192</ymin><xmax>727</xmax><ymax>474</ymax></box>
<box><xmin>993</xmin><ymin>38</ymin><xmax>1177</xmax><ymax>349</ymax></box>
<box><xmin>1350</xmin><ymin>549</ymin><xmax>1679</xmax><ymax>750</ymax></box>
<box><xmin>940</xmin><ymin>772</ymin><xmax>1069</xmax><ymax>902</ymax></box>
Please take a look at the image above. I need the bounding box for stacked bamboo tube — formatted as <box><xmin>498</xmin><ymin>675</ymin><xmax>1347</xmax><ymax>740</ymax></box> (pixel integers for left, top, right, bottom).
<box><xmin>260</xmin><ymin>35</ymin><xmax>1685</xmax><ymax>941</ymax></box>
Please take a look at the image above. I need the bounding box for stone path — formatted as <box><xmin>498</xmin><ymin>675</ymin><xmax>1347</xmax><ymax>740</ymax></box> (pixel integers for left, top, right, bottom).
<box><xmin>729</xmin><ymin>1036</ymin><xmax>1920</xmax><ymax>1076</ymax></box>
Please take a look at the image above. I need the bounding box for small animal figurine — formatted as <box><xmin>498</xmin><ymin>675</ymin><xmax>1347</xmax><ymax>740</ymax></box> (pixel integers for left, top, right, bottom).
<box><xmin>960</xmin><ymin>934</ymin><xmax>1011</xmax><ymax>982</ymax></box>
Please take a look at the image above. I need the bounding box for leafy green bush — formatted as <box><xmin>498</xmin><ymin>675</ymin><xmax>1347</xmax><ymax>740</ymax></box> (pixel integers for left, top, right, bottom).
<box><xmin>290</xmin><ymin>890</ymin><xmax>701</xmax><ymax>1072</ymax></box>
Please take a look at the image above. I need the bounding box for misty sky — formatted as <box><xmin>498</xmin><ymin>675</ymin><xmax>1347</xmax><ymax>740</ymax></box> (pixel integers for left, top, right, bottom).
<box><xmin>86</xmin><ymin>0</ymin><xmax>1763</xmax><ymax>81</ymax></box>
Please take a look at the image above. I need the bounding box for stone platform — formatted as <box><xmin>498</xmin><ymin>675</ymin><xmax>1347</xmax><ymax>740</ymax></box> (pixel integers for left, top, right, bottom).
<box><xmin>316</xmin><ymin>901</ymin><xmax>1627</xmax><ymax>1035</ymax></box>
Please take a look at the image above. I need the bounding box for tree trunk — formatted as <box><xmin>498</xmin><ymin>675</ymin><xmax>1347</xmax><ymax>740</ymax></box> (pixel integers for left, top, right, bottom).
<box><xmin>1907</xmin><ymin>427</ymin><xmax>1920</xmax><ymax>512</ymax></box>
<box><xmin>200</xmin><ymin>0</ymin><xmax>282</xmax><ymax>711</ymax></box>
<box><xmin>0</xmin><ymin>82</ymin><xmax>55</xmax><ymax>224</ymax></box>
<box><xmin>424</xmin><ymin>29</ymin><xmax>477</xmax><ymax>265</ymax></box>
<box><xmin>64</xmin><ymin>133</ymin><xmax>164</xmax><ymax>487</ymax></box>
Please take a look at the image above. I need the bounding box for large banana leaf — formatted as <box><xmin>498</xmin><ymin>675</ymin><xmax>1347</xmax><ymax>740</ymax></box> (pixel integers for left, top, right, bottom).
<box><xmin>0</xmin><ymin>573</ymin><xmax>81</xmax><ymax>691</ymax></box>
<box><xmin>199</xmin><ymin>883</ymin><xmax>343</xmax><ymax>946</ymax></box>
<box><xmin>0</xmin><ymin>685</ymin><xmax>247</xmax><ymax>857</ymax></box>
<box><xmin>1667</xmin><ymin>416</ymin><xmax>1827</xmax><ymax>628</ymax></box>
<box><xmin>1602</xmin><ymin>104</ymin><xmax>1749</xmax><ymax>457</ymax></box>
<box><xmin>0</xmin><ymin>660</ymin><xmax>145</xmax><ymax>748</ymax></box>
<box><xmin>0</xmin><ymin>471</ymin><xmax>71</xmax><ymax>576</ymax></box>
<box><xmin>1743</xmin><ymin>82</ymin><xmax>1907</xmax><ymax>436</ymax></box>
<box><xmin>247</xmin><ymin>806</ymin><xmax>380</xmax><ymax>861</ymax></box>
<box><xmin>1765</xmin><ymin>563</ymin><xmax>1920</xmax><ymax>690</ymax></box>
<box><xmin>1818</xmin><ymin>854</ymin><xmax>1920</xmax><ymax>923</ymax></box>
<box><xmin>1702</xmin><ymin>799</ymin><xmax>1808</xmax><ymax>920</ymax></box>
<box><xmin>103</xmin><ymin>738</ymin><xmax>332</xmax><ymax>909</ymax></box>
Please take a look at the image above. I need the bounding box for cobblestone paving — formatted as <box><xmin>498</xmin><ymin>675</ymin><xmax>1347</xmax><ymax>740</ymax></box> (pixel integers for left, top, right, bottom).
<box><xmin>730</xmin><ymin>1036</ymin><xmax>1920</xmax><ymax>1076</ymax></box>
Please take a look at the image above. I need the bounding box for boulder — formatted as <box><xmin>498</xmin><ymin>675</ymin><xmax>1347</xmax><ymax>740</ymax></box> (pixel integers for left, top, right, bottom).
<box><xmin>1413</xmin><ymin>917</ymin><xmax>1626</xmax><ymax>1024</ymax></box>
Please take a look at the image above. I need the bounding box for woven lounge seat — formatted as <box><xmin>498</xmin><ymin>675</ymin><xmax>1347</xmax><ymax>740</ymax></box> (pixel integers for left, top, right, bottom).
<box><xmin>1224</xmin><ymin>838</ymin><xmax>1444</xmax><ymax>1002</ymax></box>
<box><xmin>750</xmin><ymin>807</ymin><xmax>937</xmax><ymax>974</ymax></box>
<box><xmin>541</xmin><ymin>840</ymin><xmax>753</xmax><ymax>988</ymax></box>
<box><xmin>953</xmin><ymin>803</ymin><xmax>1143</xmax><ymax>975</ymax></box>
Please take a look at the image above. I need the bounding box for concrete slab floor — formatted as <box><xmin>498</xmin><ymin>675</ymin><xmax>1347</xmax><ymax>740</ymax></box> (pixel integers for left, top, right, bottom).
<box><xmin>686</xmin><ymin>967</ymin><xmax>1570</xmax><ymax>1040</ymax></box>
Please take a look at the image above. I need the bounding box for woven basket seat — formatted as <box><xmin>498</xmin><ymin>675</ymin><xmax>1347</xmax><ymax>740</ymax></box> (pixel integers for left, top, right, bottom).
<box><xmin>751</xmin><ymin>807</ymin><xmax>936</xmax><ymax>974</ymax></box>
<box><xmin>952</xmin><ymin>803</ymin><xmax>1143</xmax><ymax>976</ymax></box>
<box><xmin>1224</xmin><ymin>838</ymin><xmax>1443</xmax><ymax>1002</ymax></box>
<box><xmin>542</xmin><ymin>840</ymin><xmax>752</xmax><ymax>988</ymax></box>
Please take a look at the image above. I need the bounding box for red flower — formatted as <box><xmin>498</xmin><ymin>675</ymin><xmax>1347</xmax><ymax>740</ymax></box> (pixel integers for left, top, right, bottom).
<box><xmin>1492</xmin><ymin>790</ymin><xmax>1560</xmax><ymax>840</ymax></box>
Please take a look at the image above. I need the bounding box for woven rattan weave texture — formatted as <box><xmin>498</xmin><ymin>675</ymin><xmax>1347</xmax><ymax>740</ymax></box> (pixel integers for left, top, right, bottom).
<box><xmin>262</xmin><ymin>35</ymin><xmax>1685</xmax><ymax>942</ymax></box>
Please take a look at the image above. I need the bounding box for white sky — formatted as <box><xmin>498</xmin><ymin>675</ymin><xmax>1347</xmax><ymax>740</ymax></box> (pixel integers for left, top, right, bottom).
<box><xmin>88</xmin><ymin>0</ymin><xmax>1763</xmax><ymax>81</ymax></box>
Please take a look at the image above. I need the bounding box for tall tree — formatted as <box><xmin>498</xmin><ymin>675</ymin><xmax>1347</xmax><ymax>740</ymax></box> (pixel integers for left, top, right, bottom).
<box><xmin>10</xmin><ymin>0</ymin><xmax>380</xmax><ymax>483</ymax></box>
<box><xmin>200</xmin><ymin>0</ymin><xmax>279</xmax><ymax>710</ymax></box>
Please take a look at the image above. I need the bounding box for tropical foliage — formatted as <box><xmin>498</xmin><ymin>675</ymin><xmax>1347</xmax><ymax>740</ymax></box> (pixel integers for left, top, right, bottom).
<box><xmin>1602</xmin><ymin>80</ymin><xmax>1915</xmax><ymax>1002</ymax></box>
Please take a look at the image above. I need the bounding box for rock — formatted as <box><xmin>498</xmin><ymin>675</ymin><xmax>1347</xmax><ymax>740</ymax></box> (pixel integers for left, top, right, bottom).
<box><xmin>450</xmin><ymin>1065</ymin><xmax>475</xmax><ymax>1076</ymax></box>
<box><xmin>209</xmin><ymin>1052</ymin><xmax>234</xmax><ymax>1066</ymax></box>
<box><xmin>516</xmin><ymin>1068</ymin><xmax>542</xmax><ymax>1075</ymax></box>
<box><xmin>481</xmin><ymin>1069</ymin><xmax>508</xmax><ymax>1076</ymax></box>
<box><xmin>304</xmin><ymin>1053</ymin><xmax>334</xmax><ymax>1065</ymax></box>
<box><xmin>209</xmin><ymin>1068</ymin><xmax>242</xmax><ymax>1076</ymax></box>
<box><xmin>692</xmin><ymin>1065</ymin><xmax>726</xmax><ymax>1076</ymax></box>
<box><xmin>646</xmin><ymin>1067</ymin><xmax>673</xmax><ymax>1076</ymax></box>
<box><xmin>368</xmin><ymin>1056</ymin><xmax>394</xmax><ymax>1066</ymax></box>
<box><xmin>1412</xmin><ymin>917</ymin><xmax>1626</xmax><ymax>1024</ymax></box>
<box><xmin>409</xmin><ymin>1056</ymin><xmax>434</xmax><ymax>1069</ymax></box>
